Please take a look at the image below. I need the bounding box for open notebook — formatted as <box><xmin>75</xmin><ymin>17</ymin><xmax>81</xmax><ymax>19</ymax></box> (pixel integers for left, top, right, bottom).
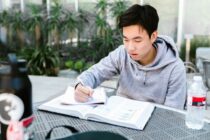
<box><xmin>38</xmin><ymin>86</ymin><xmax>155</xmax><ymax>130</ymax></box>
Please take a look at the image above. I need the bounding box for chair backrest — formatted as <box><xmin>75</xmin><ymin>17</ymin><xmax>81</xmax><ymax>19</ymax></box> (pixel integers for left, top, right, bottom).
<box><xmin>184</xmin><ymin>61</ymin><xmax>197</xmax><ymax>73</ymax></box>
<box><xmin>196</xmin><ymin>47</ymin><xmax>210</xmax><ymax>73</ymax></box>
<box><xmin>60</xmin><ymin>131</ymin><xmax>128</xmax><ymax>140</ymax></box>
<box><xmin>45</xmin><ymin>125</ymin><xmax>128</xmax><ymax>140</ymax></box>
<box><xmin>202</xmin><ymin>60</ymin><xmax>210</xmax><ymax>90</ymax></box>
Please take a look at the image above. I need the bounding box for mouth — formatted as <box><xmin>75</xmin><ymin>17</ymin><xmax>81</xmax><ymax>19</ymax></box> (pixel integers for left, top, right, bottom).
<box><xmin>130</xmin><ymin>53</ymin><xmax>138</xmax><ymax>57</ymax></box>
<box><xmin>129</xmin><ymin>53</ymin><xmax>140</xmax><ymax>60</ymax></box>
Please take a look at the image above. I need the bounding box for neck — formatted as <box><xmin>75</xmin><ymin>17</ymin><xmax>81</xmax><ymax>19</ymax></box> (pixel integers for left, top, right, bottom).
<box><xmin>139</xmin><ymin>46</ymin><xmax>157</xmax><ymax>66</ymax></box>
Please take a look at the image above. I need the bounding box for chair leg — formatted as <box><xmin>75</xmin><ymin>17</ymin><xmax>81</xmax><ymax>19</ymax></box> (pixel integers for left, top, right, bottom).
<box><xmin>207</xmin><ymin>90</ymin><xmax>210</xmax><ymax>109</ymax></box>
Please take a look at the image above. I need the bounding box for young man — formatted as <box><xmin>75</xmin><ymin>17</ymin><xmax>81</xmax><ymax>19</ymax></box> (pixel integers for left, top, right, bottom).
<box><xmin>74</xmin><ymin>4</ymin><xmax>186</xmax><ymax>109</ymax></box>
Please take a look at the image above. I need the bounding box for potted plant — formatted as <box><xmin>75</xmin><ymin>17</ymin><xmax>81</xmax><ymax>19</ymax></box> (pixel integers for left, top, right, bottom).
<box><xmin>27</xmin><ymin>45</ymin><xmax>60</xmax><ymax>76</ymax></box>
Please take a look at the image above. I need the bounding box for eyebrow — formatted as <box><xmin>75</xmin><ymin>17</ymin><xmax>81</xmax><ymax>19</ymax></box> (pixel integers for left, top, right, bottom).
<box><xmin>123</xmin><ymin>35</ymin><xmax>142</xmax><ymax>40</ymax></box>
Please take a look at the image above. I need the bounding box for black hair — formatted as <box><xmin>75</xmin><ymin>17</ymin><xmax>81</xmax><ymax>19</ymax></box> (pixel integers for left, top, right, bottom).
<box><xmin>118</xmin><ymin>4</ymin><xmax>159</xmax><ymax>37</ymax></box>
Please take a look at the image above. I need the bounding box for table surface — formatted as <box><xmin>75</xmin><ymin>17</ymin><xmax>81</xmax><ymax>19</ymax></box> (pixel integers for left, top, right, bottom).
<box><xmin>30</xmin><ymin>76</ymin><xmax>210</xmax><ymax>140</ymax></box>
<box><xmin>34</xmin><ymin>107</ymin><xmax>210</xmax><ymax>140</ymax></box>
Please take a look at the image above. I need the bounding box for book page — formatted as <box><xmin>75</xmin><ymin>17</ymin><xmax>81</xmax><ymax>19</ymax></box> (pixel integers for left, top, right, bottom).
<box><xmin>38</xmin><ymin>93</ymin><xmax>94</xmax><ymax>119</ymax></box>
<box><xmin>61</xmin><ymin>87</ymin><xmax>107</xmax><ymax>105</ymax></box>
<box><xmin>86</xmin><ymin>96</ymin><xmax>154</xmax><ymax>129</ymax></box>
<box><xmin>39</xmin><ymin>93</ymin><xmax>154</xmax><ymax>130</ymax></box>
<box><xmin>88</xmin><ymin>96</ymin><xmax>146</xmax><ymax>122</ymax></box>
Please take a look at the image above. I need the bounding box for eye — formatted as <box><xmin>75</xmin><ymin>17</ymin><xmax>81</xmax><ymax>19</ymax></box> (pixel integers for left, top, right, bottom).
<box><xmin>123</xmin><ymin>39</ymin><xmax>129</xmax><ymax>42</ymax></box>
<box><xmin>134</xmin><ymin>39</ymin><xmax>141</xmax><ymax>42</ymax></box>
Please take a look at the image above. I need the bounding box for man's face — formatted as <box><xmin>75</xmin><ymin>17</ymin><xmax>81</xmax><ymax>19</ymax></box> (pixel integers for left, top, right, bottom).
<box><xmin>123</xmin><ymin>25</ymin><xmax>157</xmax><ymax>63</ymax></box>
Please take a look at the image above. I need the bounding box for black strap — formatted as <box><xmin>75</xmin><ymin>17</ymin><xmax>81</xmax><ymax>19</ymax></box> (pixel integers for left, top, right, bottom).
<box><xmin>45</xmin><ymin>125</ymin><xmax>79</xmax><ymax>140</ymax></box>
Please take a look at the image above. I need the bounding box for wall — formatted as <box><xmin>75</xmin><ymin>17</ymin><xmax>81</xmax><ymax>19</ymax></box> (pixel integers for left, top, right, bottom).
<box><xmin>143</xmin><ymin>0</ymin><xmax>179</xmax><ymax>40</ymax></box>
<box><xmin>183</xmin><ymin>0</ymin><xmax>210</xmax><ymax>35</ymax></box>
<box><xmin>1</xmin><ymin>0</ymin><xmax>210</xmax><ymax>45</ymax></box>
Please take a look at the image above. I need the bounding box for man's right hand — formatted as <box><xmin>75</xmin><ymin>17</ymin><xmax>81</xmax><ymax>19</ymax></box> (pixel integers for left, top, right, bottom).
<box><xmin>74</xmin><ymin>83</ymin><xmax>93</xmax><ymax>102</ymax></box>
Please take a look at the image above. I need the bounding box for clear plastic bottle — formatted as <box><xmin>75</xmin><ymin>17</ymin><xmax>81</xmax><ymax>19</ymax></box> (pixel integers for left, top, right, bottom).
<box><xmin>185</xmin><ymin>76</ymin><xmax>206</xmax><ymax>129</ymax></box>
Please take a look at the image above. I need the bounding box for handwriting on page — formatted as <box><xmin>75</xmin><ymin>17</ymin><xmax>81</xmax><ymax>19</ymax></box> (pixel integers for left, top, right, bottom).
<box><xmin>111</xmin><ymin>109</ymin><xmax>138</xmax><ymax>121</ymax></box>
<box><xmin>93</xmin><ymin>102</ymin><xmax>142</xmax><ymax>122</ymax></box>
<box><xmin>60</xmin><ymin>87</ymin><xmax>107</xmax><ymax>105</ymax></box>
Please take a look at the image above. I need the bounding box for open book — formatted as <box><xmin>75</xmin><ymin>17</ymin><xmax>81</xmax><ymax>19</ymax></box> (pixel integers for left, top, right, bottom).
<box><xmin>38</xmin><ymin>86</ymin><xmax>155</xmax><ymax>130</ymax></box>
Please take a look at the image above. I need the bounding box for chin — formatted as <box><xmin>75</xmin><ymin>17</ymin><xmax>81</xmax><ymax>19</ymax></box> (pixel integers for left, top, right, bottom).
<box><xmin>129</xmin><ymin>55</ymin><xmax>140</xmax><ymax>60</ymax></box>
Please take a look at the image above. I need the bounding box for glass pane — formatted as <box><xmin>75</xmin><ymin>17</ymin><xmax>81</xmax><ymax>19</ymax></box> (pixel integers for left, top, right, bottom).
<box><xmin>25</xmin><ymin>0</ymin><xmax>42</xmax><ymax>5</ymax></box>
<box><xmin>0</xmin><ymin>0</ymin><xmax>3</xmax><ymax>11</ymax></box>
<box><xmin>59</xmin><ymin>0</ymin><xmax>75</xmax><ymax>11</ymax></box>
<box><xmin>183</xmin><ymin>0</ymin><xmax>210</xmax><ymax>35</ymax></box>
<box><xmin>144</xmin><ymin>0</ymin><xmax>179</xmax><ymax>40</ymax></box>
<box><xmin>79</xmin><ymin>0</ymin><xmax>96</xmax><ymax>12</ymax></box>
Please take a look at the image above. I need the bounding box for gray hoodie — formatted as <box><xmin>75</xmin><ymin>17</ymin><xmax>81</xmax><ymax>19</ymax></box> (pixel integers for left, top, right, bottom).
<box><xmin>77</xmin><ymin>35</ymin><xmax>186</xmax><ymax>109</ymax></box>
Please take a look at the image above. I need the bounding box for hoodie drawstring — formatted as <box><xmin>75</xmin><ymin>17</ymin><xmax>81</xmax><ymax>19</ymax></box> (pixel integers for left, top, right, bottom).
<box><xmin>143</xmin><ymin>72</ymin><xmax>147</xmax><ymax>85</ymax></box>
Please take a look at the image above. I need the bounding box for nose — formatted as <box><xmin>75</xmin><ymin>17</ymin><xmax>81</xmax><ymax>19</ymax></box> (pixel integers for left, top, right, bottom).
<box><xmin>127</xmin><ymin>42</ymin><xmax>135</xmax><ymax>52</ymax></box>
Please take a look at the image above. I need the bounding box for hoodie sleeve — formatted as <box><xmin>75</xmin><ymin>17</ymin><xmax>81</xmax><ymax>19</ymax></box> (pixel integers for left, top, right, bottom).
<box><xmin>76</xmin><ymin>46</ymin><xmax>124</xmax><ymax>88</ymax></box>
<box><xmin>164</xmin><ymin>59</ymin><xmax>187</xmax><ymax>109</ymax></box>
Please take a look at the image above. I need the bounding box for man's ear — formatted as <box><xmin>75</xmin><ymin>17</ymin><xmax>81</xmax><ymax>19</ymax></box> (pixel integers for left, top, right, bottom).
<box><xmin>150</xmin><ymin>31</ymin><xmax>158</xmax><ymax>43</ymax></box>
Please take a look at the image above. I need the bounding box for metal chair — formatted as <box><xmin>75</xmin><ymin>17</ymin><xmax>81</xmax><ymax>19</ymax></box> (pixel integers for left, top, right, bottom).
<box><xmin>203</xmin><ymin>60</ymin><xmax>210</xmax><ymax>90</ymax></box>
<box><xmin>203</xmin><ymin>60</ymin><xmax>210</xmax><ymax>106</ymax></box>
<box><xmin>184</xmin><ymin>61</ymin><xmax>198</xmax><ymax>73</ymax></box>
<box><xmin>196</xmin><ymin>47</ymin><xmax>210</xmax><ymax>74</ymax></box>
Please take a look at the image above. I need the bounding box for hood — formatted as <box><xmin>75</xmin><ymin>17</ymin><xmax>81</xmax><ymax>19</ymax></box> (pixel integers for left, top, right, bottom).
<box><xmin>129</xmin><ymin>35</ymin><xmax>179</xmax><ymax>71</ymax></box>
